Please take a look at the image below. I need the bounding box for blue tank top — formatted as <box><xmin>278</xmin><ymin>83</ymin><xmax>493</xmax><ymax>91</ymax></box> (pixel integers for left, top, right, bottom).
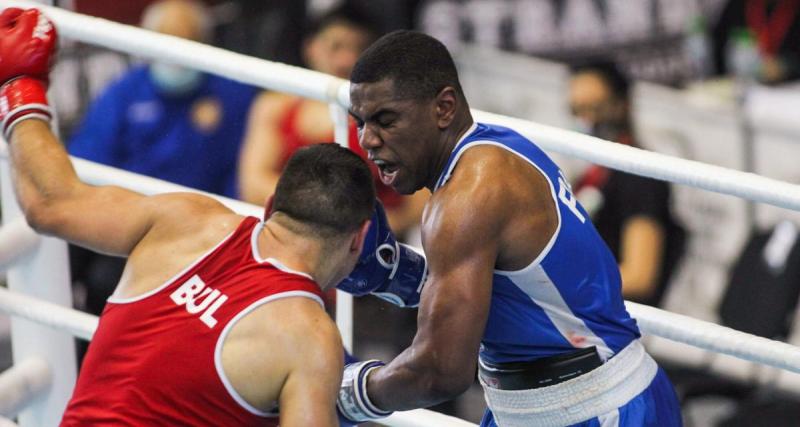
<box><xmin>434</xmin><ymin>123</ymin><xmax>640</xmax><ymax>364</ymax></box>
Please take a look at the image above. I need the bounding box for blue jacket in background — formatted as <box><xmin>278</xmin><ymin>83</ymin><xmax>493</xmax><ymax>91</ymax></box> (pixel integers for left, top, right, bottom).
<box><xmin>68</xmin><ymin>65</ymin><xmax>257</xmax><ymax>198</ymax></box>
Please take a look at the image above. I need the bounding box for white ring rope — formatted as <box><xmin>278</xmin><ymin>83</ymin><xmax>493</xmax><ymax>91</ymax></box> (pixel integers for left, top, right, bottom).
<box><xmin>626</xmin><ymin>302</ymin><xmax>800</xmax><ymax>374</ymax></box>
<box><xmin>3</xmin><ymin>1</ymin><xmax>350</xmax><ymax>106</ymax></box>
<box><xmin>0</xmin><ymin>288</ymin><xmax>96</xmax><ymax>342</ymax></box>
<box><xmin>473</xmin><ymin>109</ymin><xmax>800</xmax><ymax>212</ymax></box>
<box><xmin>0</xmin><ymin>357</ymin><xmax>51</xmax><ymax>417</ymax></box>
<box><xmin>2</xmin><ymin>1</ymin><xmax>800</xmax><ymax>424</ymax></box>
<box><xmin>0</xmin><ymin>217</ymin><xmax>39</xmax><ymax>272</ymax></box>
<box><xmin>7</xmin><ymin>1</ymin><xmax>800</xmax><ymax>211</ymax></box>
<box><xmin>6</xmin><ymin>282</ymin><xmax>800</xmax><ymax>376</ymax></box>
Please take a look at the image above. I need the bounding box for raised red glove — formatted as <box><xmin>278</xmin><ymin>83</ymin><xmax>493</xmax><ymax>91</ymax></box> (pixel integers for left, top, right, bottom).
<box><xmin>0</xmin><ymin>8</ymin><xmax>57</xmax><ymax>83</ymax></box>
<box><xmin>0</xmin><ymin>8</ymin><xmax>57</xmax><ymax>140</ymax></box>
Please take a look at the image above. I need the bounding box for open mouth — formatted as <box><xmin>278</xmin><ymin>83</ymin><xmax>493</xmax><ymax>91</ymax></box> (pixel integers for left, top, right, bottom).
<box><xmin>374</xmin><ymin>159</ymin><xmax>399</xmax><ymax>186</ymax></box>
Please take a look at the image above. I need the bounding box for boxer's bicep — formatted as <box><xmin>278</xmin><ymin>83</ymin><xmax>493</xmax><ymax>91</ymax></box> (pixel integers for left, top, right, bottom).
<box><xmin>277</xmin><ymin>299</ymin><xmax>343</xmax><ymax>427</ymax></box>
<box><xmin>414</xmin><ymin>178</ymin><xmax>505</xmax><ymax>390</ymax></box>
<box><xmin>41</xmin><ymin>186</ymin><xmax>229</xmax><ymax>256</ymax></box>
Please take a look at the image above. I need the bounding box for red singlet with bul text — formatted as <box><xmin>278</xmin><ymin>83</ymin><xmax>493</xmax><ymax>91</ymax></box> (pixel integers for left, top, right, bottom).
<box><xmin>61</xmin><ymin>216</ymin><xmax>323</xmax><ymax>426</ymax></box>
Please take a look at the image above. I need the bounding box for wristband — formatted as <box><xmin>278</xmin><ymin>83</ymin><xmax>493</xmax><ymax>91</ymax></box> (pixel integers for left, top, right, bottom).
<box><xmin>0</xmin><ymin>77</ymin><xmax>51</xmax><ymax>140</ymax></box>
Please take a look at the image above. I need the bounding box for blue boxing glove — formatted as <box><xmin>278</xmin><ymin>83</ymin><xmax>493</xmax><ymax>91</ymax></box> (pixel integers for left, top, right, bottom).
<box><xmin>344</xmin><ymin>350</ymin><xmax>359</xmax><ymax>365</ymax></box>
<box><xmin>338</xmin><ymin>411</ymin><xmax>360</xmax><ymax>427</ymax></box>
<box><xmin>337</xmin><ymin>360</ymin><xmax>391</xmax><ymax>424</ymax></box>
<box><xmin>336</xmin><ymin>201</ymin><xmax>427</xmax><ymax>307</ymax></box>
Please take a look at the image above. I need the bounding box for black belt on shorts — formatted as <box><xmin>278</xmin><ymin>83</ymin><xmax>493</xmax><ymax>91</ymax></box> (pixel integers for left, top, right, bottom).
<box><xmin>478</xmin><ymin>346</ymin><xmax>603</xmax><ymax>390</ymax></box>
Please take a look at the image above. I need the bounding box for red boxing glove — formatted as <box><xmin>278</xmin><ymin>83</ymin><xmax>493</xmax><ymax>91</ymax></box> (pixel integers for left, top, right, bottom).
<box><xmin>0</xmin><ymin>77</ymin><xmax>51</xmax><ymax>139</ymax></box>
<box><xmin>0</xmin><ymin>8</ymin><xmax>57</xmax><ymax>140</ymax></box>
<box><xmin>0</xmin><ymin>8</ymin><xmax>57</xmax><ymax>83</ymax></box>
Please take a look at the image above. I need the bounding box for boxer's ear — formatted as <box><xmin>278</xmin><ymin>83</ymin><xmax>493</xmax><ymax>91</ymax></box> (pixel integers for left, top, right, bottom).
<box><xmin>352</xmin><ymin>219</ymin><xmax>371</xmax><ymax>253</ymax></box>
<box><xmin>435</xmin><ymin>86</ymin><xmax>458</xmax><ymax>129</ymax></box>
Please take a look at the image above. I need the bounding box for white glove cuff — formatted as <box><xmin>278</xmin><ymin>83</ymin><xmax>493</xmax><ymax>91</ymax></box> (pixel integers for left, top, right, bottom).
<box><xmin>337</xmin><ymin>360</ymin><xmax>392</xmax><ymax>422</ymax></box>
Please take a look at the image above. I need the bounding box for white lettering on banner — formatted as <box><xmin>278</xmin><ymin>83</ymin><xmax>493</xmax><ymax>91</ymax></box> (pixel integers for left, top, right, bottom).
<box><xmin>558</xmin><ymin>172</ymin><xmax>586</xmax><ymax>223</ymax></box>
<box><xmin>658</xmin><ymin>0</ymin><xmax>698</xmax><ymax>34</ymax></box>
<box><xmin>433</xmin><ymin>0</ymin><xmax>706</xmax><ymax>52</ymax></box>
<box><xmin>170</xmin><ymin>275</ymin><xmax>229</xmax><ymax>328</ymax></box>
<box><xmin>512</xmin><ymin>0</ymin><xmax>559</xmax><ymax>52</ymax></box>
<box><xmin>560</xmin><ymin>0</ymin><xmax>606</xmax><ymax>48</ymax></box>
<box><xmin>606</xmin><ymin>0</ymin><xmax>651</xmax><ymax>42</ymax></box>
<box><xmin>465</xmin><ymin>0</ymin><xmax>509</xmax><ymax>47</ymax></box>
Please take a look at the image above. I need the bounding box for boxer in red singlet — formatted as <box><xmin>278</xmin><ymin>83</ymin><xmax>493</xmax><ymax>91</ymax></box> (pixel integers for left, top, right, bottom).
<box><xmin>0</xmin><ymin>8</ymin><xmax>375</xmax><ymax>426</ymax></box>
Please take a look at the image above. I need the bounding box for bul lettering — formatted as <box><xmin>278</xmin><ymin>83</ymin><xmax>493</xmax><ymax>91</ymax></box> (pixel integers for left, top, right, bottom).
<box><xmin>170</xmin><ymin>275</ymin><xmax>228</xmax><ymax>328</ymax></box>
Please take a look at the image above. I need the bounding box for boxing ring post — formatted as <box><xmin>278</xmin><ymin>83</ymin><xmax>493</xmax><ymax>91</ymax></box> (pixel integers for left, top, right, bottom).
<box><xmin>329</xmin><ymin>84</ymin><xmax>356</xmax><ymax>352</ymax></box>
<box><xmin>0</xmin><ymin>152</ymin><xmax>76</xmax><ymax>427</ymax></box>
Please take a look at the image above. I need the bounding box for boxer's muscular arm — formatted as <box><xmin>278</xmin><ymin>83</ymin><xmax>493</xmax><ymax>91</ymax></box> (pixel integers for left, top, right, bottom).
<box><xmin>366</xmin><ymin>151</ymin><xmax>507</xmax><ymax>410</ymax></box>
<box><xmin>9</xmin><ymin>120</ymin><xmax>230</xmax><ymax>256</ymax></box>
<box><xmin>277</xmin><ymin>299</ymin><xmax>344</xmax><ymax>427</ymax></box>
<box><xmin>222</xmin><ymin>296</ymin><xmax>342</xmax><ymax>426</ymax></box>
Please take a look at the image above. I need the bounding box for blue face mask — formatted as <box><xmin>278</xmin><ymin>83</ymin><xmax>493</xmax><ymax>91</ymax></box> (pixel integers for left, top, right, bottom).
<box><xmin>149</xmin><ymin>63</ymin><xmax>202</xmax><ymax>96</ymax></box>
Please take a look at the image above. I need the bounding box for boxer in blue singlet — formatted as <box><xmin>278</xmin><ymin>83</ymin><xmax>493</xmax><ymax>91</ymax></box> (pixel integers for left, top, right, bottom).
<box><xmin>335</xmin><ymin>30</ymin><xmax>682</xmax><ymax>427</ymax></box>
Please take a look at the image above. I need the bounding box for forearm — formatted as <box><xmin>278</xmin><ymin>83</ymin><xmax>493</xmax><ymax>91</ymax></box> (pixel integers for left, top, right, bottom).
<box><xmin>367</xmin><ymin>345</ymin><xmax>466</xmax><ymax>411</ymax></box>
<box><xmin>618</xmin><ymin>217</ymin><xmax>664</xmax><ymax>301</ymax></box>
<box><xmin>9</xmin><ymin>120</ymin><xmax>81</xmax><ymax>217</ymax></box>
<box><xmin>618</xmin><ymin>261</ymin><xmax>658</xmax><ymax>299</ymax></box>
<box><xmin>364</xmin><ymin>278</ymin><xmax>487</xmax><ymax>412</ymax></box>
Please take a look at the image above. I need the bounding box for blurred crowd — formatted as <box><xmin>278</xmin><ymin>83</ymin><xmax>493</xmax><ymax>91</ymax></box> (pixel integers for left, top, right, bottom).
<box><xmin>3</xmin><ymin>0</ymin><xmax>800</xmax><ymax>425</ymax></box>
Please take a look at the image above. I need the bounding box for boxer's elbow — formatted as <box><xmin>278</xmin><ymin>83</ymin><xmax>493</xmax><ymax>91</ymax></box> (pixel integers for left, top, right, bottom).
<box><xmin>417</xmin><ymin>356</ymin><xmax>474</xmax><ymax>402</ymax></box>
<box><xmin>21</xmin><ymin>179</ymin><xmax>85</xmax><ymax>235</ymax></box>
<box><xmin>22</xmin><ymin>197</ymin><xmax>60</xmax><ymax>235</ymax></box>
<box><xmin>21</xmin><ymin>186</ymin><xmax>78</xmax><ymax>235</ymax></box>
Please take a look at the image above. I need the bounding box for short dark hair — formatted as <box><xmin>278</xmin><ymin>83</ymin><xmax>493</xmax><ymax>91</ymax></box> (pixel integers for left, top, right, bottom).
<box><xmin>351</xmin><ymin>30</ymin><xmax>463</xmax><ymax>100</ymax></box>
<box><xmin>272</xmin><ymin>144</ymin><xmax>375</xmax><ymax>237</ymax></box>
<box><xmin>571</xmin><ymin>60</ymin><xmax>630</xmax><ymax>100</ymax></box>
<box><xmin>305</xmin><ymin>3</ymin><xmax>377</xmax><ymax>41</ymax></box>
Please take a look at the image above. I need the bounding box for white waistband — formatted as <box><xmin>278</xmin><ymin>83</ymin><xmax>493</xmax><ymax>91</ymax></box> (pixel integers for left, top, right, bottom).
<box><xmin>480</xmin><ymin>340</ymin><xmax>657</xmax><ymax>427</ymax></box>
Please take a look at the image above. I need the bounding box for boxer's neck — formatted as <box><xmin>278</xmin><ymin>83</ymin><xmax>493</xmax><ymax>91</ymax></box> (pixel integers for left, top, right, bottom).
<box><xmin>258</xmin><ymin>217</ymin><xmax>345</xmax><ymax>290</ymax></box>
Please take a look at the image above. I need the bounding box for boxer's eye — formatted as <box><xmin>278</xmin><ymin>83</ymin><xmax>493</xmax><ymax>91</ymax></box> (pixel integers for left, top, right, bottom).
<box><xmin>377</xmin><ymin>115</ymin><xmax>396</xmax><ymax>128</ymax></box>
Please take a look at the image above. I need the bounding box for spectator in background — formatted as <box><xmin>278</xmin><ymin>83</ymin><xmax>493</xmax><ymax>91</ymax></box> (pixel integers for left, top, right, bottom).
<box><xmin>568</xmin><ymin>62</ymin><xmax>685</xmax><ymax>306</ymax></box>
<box><xmin>238</xmin><ymin>3</ymin><xmax>427</xmax><ymax>238</ymax></box>
<box><xmin>67</xmin><ymin>0</ymin><xmax>257</xmax><ymax>322</ymax></box>
<box><xmin>712</xmin><ymin>0</ymin><xmax>800</xmax><ymax>84</ymax></box>
<box><xmin>69</xmin><ymin>0</ymin><xmax>256</xmax><ymax>198</ymax></box>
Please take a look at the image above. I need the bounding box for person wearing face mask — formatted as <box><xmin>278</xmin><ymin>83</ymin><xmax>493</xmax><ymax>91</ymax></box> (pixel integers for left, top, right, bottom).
<box><xmin>66</xmin><ymin>0</ymin><xmax>257</xmax><ymax>332</ymax></box>
<box><xmin>568</xmin><ymin>62</ymin><xmax>685</xmax><ymax>306</ymax></box>
<box><xmin>68</xmin><ymin>0</ymin><xmax>256</xmax><ymax>197</ymax></box>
